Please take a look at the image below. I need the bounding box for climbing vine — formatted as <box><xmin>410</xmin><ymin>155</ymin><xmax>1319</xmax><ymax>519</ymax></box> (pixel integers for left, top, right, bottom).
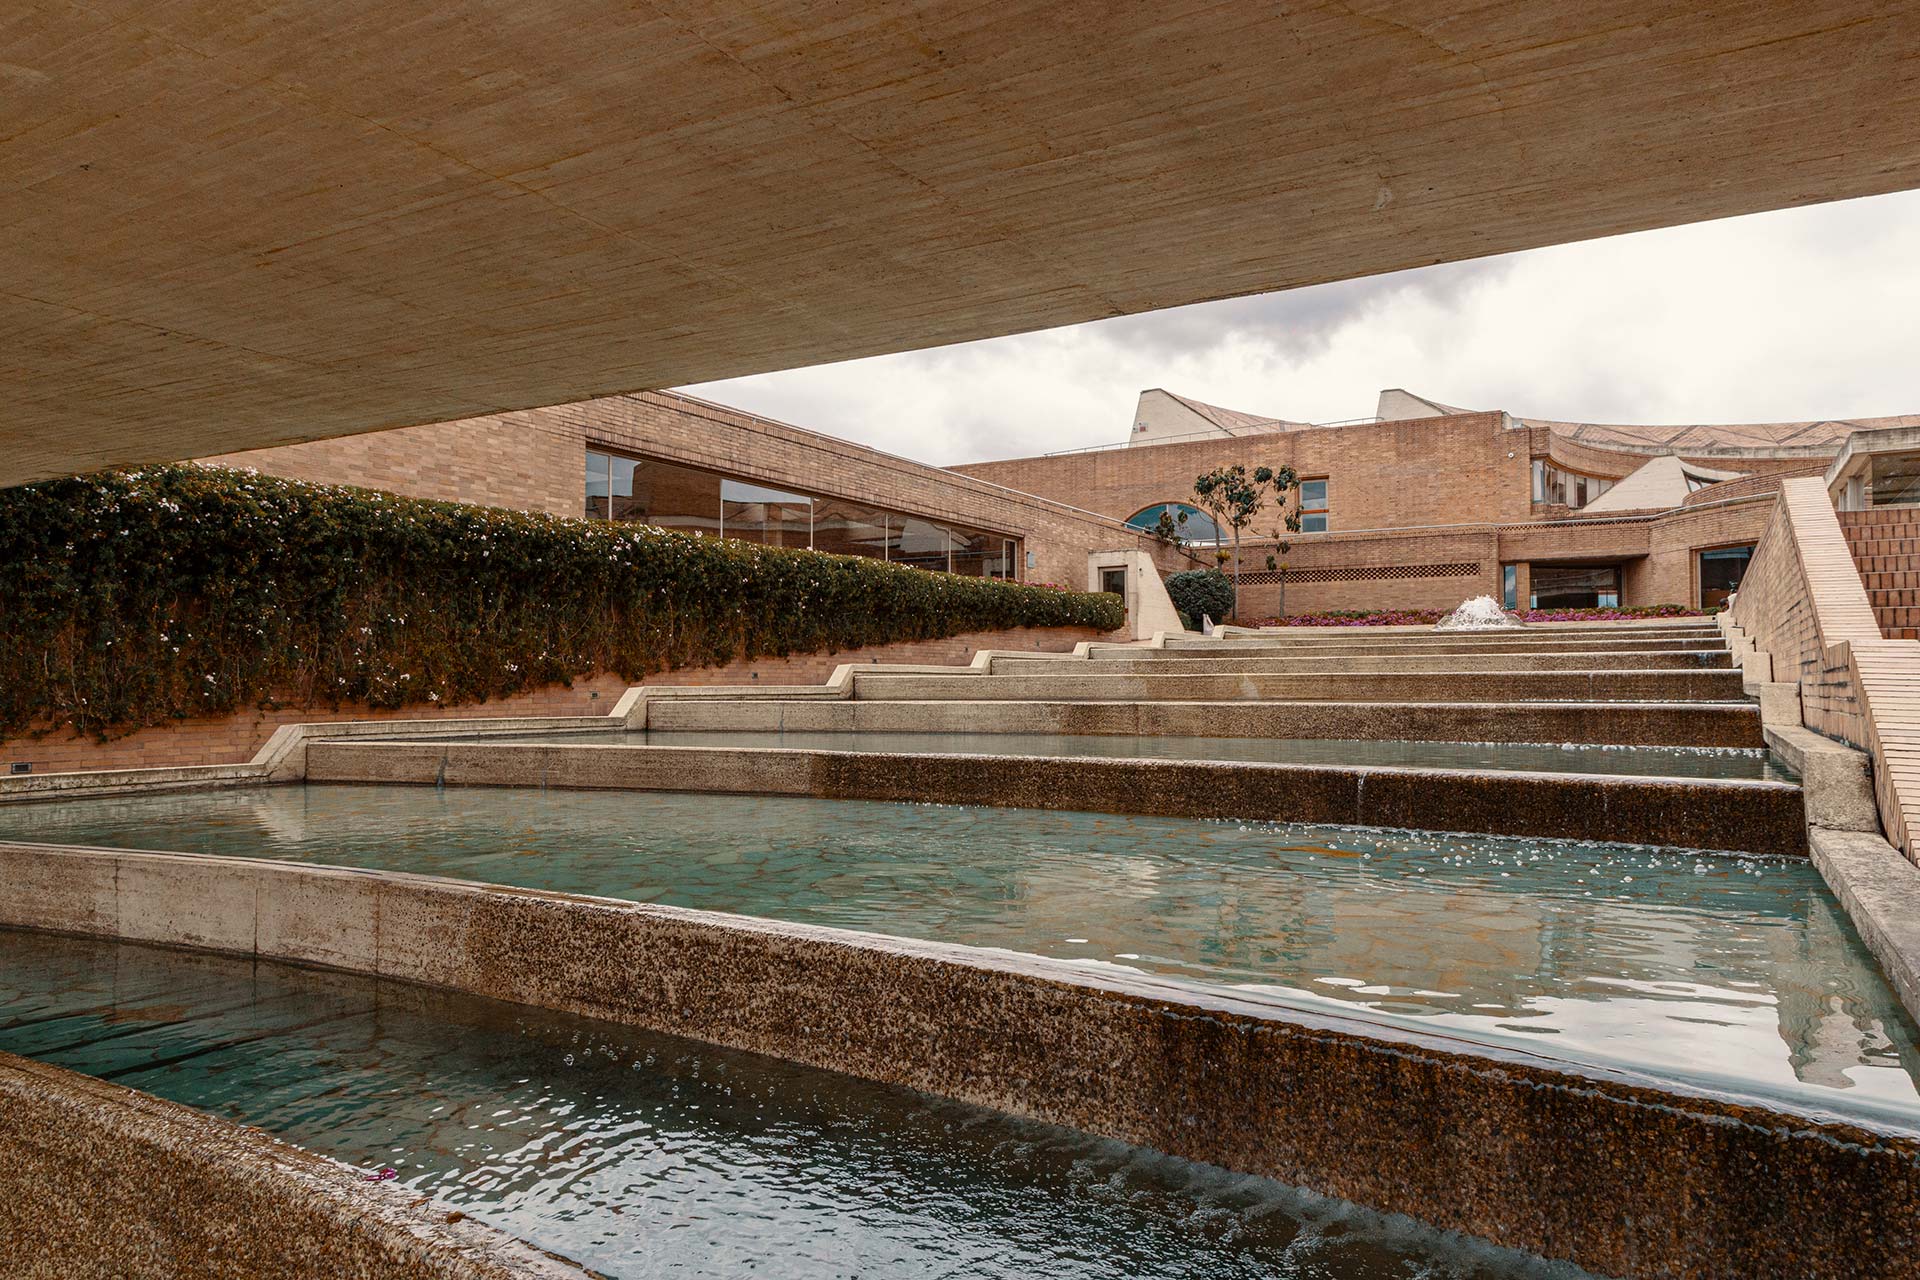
<box><xmin>0</xmin><ymin>466</ymin><xmax>1124</xmax><ymax>741</ymax></box>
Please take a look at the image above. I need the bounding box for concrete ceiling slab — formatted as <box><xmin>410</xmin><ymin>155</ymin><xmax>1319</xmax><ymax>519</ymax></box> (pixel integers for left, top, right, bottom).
<box><xmin>4</xmin><ymin>1</ymin><xmax>1919</xmax><ymax>484</ymax></box>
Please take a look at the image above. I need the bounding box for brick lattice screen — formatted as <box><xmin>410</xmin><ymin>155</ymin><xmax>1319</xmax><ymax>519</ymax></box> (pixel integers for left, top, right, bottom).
<box><xmin>1234</xmin><ymin>561</ymin><xmax>1481</xmax><ymax>586</ymax></box>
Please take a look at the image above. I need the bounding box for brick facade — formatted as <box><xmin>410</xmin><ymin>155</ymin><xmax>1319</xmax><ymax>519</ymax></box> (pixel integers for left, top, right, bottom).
<box><xmin>1736</xmin><ymin>480</ymin><xmax>1920</xmax><ymax>860</ymax></box>
<box><xmin>954</xmin><ymin>412</ymin><xmax>1805</xmax><ymax>614</ymax></box>
<box><xmin>207</xmin><ymin>391</ymin><xmax>1187</xmax><ymax>590</ymax></box>
<box><xmin>202</xmin><ymin>390</ymin><xmax>1851</xmax><ymax>619</ymax></box>
<box><xmin>10</xmin><ymin>624</ymin><xmax>1116</xmax><ymax>775</ymax></box>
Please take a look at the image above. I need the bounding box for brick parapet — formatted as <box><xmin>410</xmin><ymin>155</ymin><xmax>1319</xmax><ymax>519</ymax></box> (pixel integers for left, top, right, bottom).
<box><xmin>1736</xmin><ymin>480</ymin><xmax>1920</xmax><ymax>859</ymax></box>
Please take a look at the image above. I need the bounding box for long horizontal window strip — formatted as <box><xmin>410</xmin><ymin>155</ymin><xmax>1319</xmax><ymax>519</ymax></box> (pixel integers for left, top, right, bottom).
<box><xmin>585</xmin><ymin>449</ymin><xmax>1022</xmax><ymax>580</ymax></box>
<box><xmin>1236</xmin><ymin>561</ymin><xmax>1481</xmax><ymax>585</ymax></box>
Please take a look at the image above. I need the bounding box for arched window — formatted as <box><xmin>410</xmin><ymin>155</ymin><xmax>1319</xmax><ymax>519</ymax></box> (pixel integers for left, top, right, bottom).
<box><xmin>1125</xmin><ymin>502</ymin><xmax>1224</xmax><ymax>545</ymax></box>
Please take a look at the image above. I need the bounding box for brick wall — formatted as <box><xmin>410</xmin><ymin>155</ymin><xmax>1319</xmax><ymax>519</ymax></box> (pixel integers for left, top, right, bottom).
<box><xmin>1840</xmin><ymin>508</ymin><xmax>1920</xmax><ymax>639</ymax></box>
<box><xmin>952</xmin><ymin>412</ymin><xmax>1536</xmax><ymax>534</ymax></box>
<box><xmin>7</xmin><ymin>624</ymin><xmax>1117</xmax><ymax>775</ymax></box>
<box><xmin>1735</xmin><ymin>482</ymin><xmax>1920</xmax><ymax>859</ymax></box>
<box><xmin>206</xmin><ymin>391</ymin><xmax>1183</xmax><ymax>589</ymax></box>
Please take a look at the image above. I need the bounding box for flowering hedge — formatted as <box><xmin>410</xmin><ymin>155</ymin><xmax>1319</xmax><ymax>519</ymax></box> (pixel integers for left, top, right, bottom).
<box><xmin>0</xmin><ymin>466</ymin><xmax>1124</xmax><ymax>741</ymax></box>
<box><xmin>1252</xmin><ymin>604</ymin><xmax>1707</xmax><ymax>627</ymax></box>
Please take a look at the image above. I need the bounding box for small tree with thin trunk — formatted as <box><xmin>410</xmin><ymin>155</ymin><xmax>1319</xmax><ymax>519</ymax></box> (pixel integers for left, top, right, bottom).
<box><xmin>1265</xmin><ymin>503</ymin><xmax>1304</xmax><ymax>617</ymax></box>
<box><xmin>1192</xmin><ymin>463</ymin><xmax>1298</xmax><ymax>619</ymax></box>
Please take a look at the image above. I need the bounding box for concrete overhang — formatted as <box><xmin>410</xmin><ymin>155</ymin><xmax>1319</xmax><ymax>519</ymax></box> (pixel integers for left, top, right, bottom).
<box><xmin>6</xmin><ymin>1</ymin><xmax>1920</xmax><ymax>486</ymax></box>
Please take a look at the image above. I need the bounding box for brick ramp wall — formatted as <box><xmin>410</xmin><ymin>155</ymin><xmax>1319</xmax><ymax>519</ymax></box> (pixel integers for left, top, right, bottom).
<box><xmin>1738</xmin><ymin>481</ymin><xmax>1920</xmax><ymax>859</ymax></box>
<box><xmin>7</xmin><ymin>625</ymin><xmax>1118</xmax><ymax>776</ymax></box>
<box><xmin>1839</xmin><ymin>508</ymin><xmax>1920</xmax><ymax>639</ymax></box>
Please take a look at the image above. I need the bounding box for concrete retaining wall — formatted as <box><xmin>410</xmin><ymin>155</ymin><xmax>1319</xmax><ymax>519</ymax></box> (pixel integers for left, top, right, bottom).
<box><xmin>641</xmin><ymin>697</ymin><xmax>1765</xmax><ymax>747</ymax></box>
<box><xmin>0</xmin><ymin>1051</ymin><xmax>589</xmax><ymax>1278</ymax></box>
<box><xmin>0</xmin><ymin>842</ymin><xmax>1906</xmax><ymax>1280</ymax></box>
<box><xmin>305</xmin><ymin>741</ymin><xmax>1807</xmax><ymax>856</ymax></box>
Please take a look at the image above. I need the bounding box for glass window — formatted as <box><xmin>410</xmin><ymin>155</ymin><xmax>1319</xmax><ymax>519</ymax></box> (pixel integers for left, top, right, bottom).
<box><xmin>721</xmin><ymin>479</ymin><xmax>811</xmax><ymax>548</ymax></box>
<box><xmin>1124</xmin><ymin>502</ymin><xmax>1224</xmax><ymax>546</ymax></box>
<box><xmin>608</xmin><ymin>455</ymin><xmax>639</xmax><ymax>521</ymax></box>
<box><xmin>628</xmin><ymin>457</ymin><xmax>722</xmax><ymax>537</ymax></box>
<box><xmin>1300</xmin><ymin>479</ymin><xmax>1328</xmax><ymax>533</ymax></box>
<box><xmin>1531</xmin><ymin>460</ymin><xmax>1612</xmax><ymax>510</ymax></box>
<box><xmin>813</xmin><ymin>499</ymin><xmax>892</xmax><ymax>560</ymax></box>
<box><xmin>580</xmin><ymin>449</ymin><xmax>1017</xmax><ymax>577</ymax></box>
<box><xmin>1699</xmin><ymin>545</ymin><xmax>1753</xmax><ymax>610</ymax></box>
<box><xmin>1870</xmin><ymin>451</ymin><xmax>1920</xmax><ymax>506</ymax></box>
<box><xmin>1502</xmin><ymin>564</ymin><xmax>1518</xmax><ymax>611</ymax></box>
<box><xmin>891</xmin><ymin>518</ymin><xmax>953</xmax><ymax>572</ymax></box>
<box><xmin>585</xmin><ymin>450</ymin><xmax>610</xmax><ymax>521</ymax></box>
<box><xmin>949</xmin><ymin>526</ymin><xmax>996</xmax><ymax>577</ymax></box>
<box><xmin>1530</xmin><ymin>565</ymin><xmax>1621</xmax><ymax>610</ymax></box>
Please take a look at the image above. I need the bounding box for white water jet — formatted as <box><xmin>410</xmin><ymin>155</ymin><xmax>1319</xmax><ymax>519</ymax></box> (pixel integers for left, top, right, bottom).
<box><xmin>1435</xmin><ymin>595</ymin><xmax>1525</xmax><ymax>631</ymax></box>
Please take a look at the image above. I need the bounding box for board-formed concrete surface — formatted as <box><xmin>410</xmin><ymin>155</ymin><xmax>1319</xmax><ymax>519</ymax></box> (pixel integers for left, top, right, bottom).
<box><xmin>0</xmin><ymin>843</ymin><xmax>1909</xmax><ymax>1280</ymax></box>
<box><xmin>8</xmin><ymin>4</ymin><xmax>1920</xmax><ymax>482</ymax></box>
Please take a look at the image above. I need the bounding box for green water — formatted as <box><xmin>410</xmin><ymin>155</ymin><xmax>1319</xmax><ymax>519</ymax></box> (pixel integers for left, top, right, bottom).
<box><xmin>0</xmin><ymin>931</ymin><xmax>1591</xmax><ymax>1279</ymax></box>
<box><xmin>410</xmin><ymin>730</ymin><xmax>1796</xmax><ymax>780</ymax></box>
<box><xmin>7</xmin><ymin>783</ymin><xmax>1914</xmax><ymax>1123</ymax></box>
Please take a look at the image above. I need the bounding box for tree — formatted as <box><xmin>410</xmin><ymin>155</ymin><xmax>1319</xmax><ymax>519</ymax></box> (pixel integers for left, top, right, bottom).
<box><xmin>1265</xmin><ymin>503</ymin><xmax>1305</xmax><ymax>617</ymax></box>
<box><xmin>1191</xmin><ymin>463</ymin><xmax>1298</xmax><ymax>619</ymax></box>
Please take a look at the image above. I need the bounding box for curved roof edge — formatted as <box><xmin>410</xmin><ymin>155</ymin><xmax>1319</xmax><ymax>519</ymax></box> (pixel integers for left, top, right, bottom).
<box><xmin>1380</xmin><ymin>389</ymin><xmax>1920</xmax><ymax>457</ymax></box>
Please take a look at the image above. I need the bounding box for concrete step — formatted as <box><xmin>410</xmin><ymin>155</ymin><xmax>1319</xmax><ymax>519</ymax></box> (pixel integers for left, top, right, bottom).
<box><xmin>996</xmin><ymin>650</ymin><xmax>1734</xmax><ymax>675</ymax></box>
<box><xmin>1211</xmin><ymin>622</ymin><xmax>1720</xmax><ymax>641</ymax></box>
<box><xmin>642</xmin><ymin>697</ymin><xmax>1764</xmax><ymax>747</ymax></box>
<box><xmin>1151</xmin><ymin>636</ymin><xmax>1727</xmax><ymax>657</ymax></box>
<box><xmin>307</xmin><ymin>739</ymin><xmax>1803</xmax><ymax>857</ymax></box>
<box><xmin>850</xmin><ymin>669</ymin><xmax>1747</xmax><ymax>704</ymax></box>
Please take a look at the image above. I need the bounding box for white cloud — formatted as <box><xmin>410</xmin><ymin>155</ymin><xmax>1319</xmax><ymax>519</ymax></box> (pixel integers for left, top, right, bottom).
<box><xmin>679</xmin><ymin>189</ymin><xmax>1920</xmax><ymax>465</ymax></box>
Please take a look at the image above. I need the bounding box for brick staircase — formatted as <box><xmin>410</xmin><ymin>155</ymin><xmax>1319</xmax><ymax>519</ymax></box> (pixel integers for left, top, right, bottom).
<box><xmin>1839</xmin><ymin>508</ymin><xmax>1920</xmax><ymax>639</ymax></box>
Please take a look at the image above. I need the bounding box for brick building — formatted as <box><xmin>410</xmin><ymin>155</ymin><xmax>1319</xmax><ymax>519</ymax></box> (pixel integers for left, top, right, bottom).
<box><xmin>199</xmin><ymin>384</ymin><xmax>1919</xmax><ymax>621</ymax></box>
<box><xmin>952</xmin><ymin>388</ymin><xmax>1920</xmax><ymax>617</ymax></box>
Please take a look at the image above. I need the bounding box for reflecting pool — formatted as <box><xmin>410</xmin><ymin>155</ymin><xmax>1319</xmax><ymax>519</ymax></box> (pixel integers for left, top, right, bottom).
<box><xmin>8</xmin><ymin>783</ymin><xmax>1914</xmax><ymax>1122</ymax></box>
<box><xmin>0</xmin><ymin>932</ymin><xmax>1590</xmax><ymax>1280</ymax></box>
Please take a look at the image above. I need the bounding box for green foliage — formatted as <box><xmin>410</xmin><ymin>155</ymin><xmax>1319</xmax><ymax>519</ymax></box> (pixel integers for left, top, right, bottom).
<box><xmin>0</xmin><ymin>466</ymin><xmax>1126</xmax><ymax>741</ymax></box>
<box><xmin>1192</xmin><ymin>463</ymin><xmax>1297</xmax><ymax>618</ymax></box>
<box><xmin>1165</xmin><ymin>568</ymin><xmax>1235</xmax><ymax>628</ymax></box>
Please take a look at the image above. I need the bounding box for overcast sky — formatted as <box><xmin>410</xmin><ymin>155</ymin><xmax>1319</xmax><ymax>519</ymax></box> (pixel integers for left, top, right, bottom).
<box><xmin>679</xmin><ymin>189</ymin><xmax>1920</xmax><ymax>466</ymax></box>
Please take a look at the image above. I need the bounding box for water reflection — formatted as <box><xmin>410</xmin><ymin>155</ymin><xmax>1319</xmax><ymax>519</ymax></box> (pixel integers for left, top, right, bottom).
<box><xmin>0</xmin><ymin>932</ymin><xmax>1591</xmax><ymax>1280</ymax></box>
<box><xmin>5</xmin><ymin>783</ymin><xmax>1913</xmax><ymax>1119</ymax></box>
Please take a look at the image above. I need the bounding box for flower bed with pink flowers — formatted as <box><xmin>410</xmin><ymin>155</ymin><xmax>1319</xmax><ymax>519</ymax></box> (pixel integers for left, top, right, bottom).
<box><xmin>1250</xmin><ymin>604</ymin><xmax>1709</xmax><ymax>628</ymax></box>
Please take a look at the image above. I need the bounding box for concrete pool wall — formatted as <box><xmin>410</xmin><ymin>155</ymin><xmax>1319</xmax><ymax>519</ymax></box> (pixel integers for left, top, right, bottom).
<box><xmin>0</xmin><ymin>1051</ymin><xmax>591</xmax><ymax>1278</ymax></box>
<box><xmin>1</xmin><ymin>840</ymin><xmax>1915</xmax><ymax>1280</ymax></box>
<box><xmin>304</xmin><ymin>739</ymin><xmax>1810</xmax><ymax>857</ymax></box>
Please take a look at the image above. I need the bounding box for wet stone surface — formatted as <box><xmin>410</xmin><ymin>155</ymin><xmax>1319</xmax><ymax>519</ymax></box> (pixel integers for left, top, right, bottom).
<box><xmin>5</xmin><ymin>783</ymin><xmax>1908</xmax><ymax>1118</ymax></box>
<box><xmin>0</xmin><ymin>931</ymin><xmax>1595</xmax><ymax>1280</ymax></box>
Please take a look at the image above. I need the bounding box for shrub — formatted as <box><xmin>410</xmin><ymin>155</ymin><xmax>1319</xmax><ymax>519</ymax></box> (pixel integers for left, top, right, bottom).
<box><xmin>1165</xmin><ymin>568</ymin><xmax>1235</xmax><ymax>628</ymax></box>
<box><xmin>0</xmin><ymin>466</ymin><xmax>1125</xmax><ymax>741</ymax></box>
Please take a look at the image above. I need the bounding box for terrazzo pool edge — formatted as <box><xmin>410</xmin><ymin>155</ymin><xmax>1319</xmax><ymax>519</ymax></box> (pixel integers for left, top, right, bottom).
<box><xmin>0</xmin><ymin>1050</ymin><xmax>594</xmax><ymax>1279</ymax></box>
<box><xmin>0</xmin><ymin>839</ymin><xmax>1908</xmax><ymax>1280</ymax></box>
<box><xmin>305</xmin><ymin>740</ymin><xmax>1810</xmax><ymax>857</ymax></box>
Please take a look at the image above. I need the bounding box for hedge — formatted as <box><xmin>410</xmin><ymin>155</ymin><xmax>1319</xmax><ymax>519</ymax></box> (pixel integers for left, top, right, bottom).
<box><xmin>0</xmin><ymin>466</ymin><xmax>1125</xmax><ymax>741</ymax></box>
<box><xmin>1165</xmin><ymin>568</ymin><xmax>1234</xmax><ymax>629</ymax></box>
